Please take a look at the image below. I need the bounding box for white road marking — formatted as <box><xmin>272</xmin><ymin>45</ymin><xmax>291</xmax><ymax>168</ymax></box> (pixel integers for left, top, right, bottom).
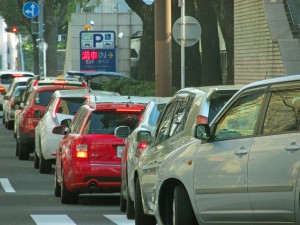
<box><xmin>0</xmin><ymin>178</ymin><xmax>16</xmax><ymax>193</ymax></box>
<box><xmin>104</xmin><ymin>215</ymin><xmax>135</xmax><ymax>225</ymax></box>
<box><xmin>31</xmin><ymin>215</ymin><xmax>76</xmax><ymax>225</ymax></box>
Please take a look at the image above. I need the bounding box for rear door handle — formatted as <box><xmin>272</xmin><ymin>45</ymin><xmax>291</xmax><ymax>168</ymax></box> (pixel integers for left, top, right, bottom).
<box><xmin>234</xmin><ymin>148</ymin><xmax>248</xmax><ymax>156</ymax></box>
<box><xmin>286</xmin><ymin>142</ymin><xmax>300</xmax><ymax>152</ymax></box>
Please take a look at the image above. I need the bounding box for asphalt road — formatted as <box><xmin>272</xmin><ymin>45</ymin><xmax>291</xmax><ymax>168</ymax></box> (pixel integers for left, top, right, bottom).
<box><xmin>0</xmin><ymin>112</ymin><xmax>134</xmax><ymax>225</ymax></box>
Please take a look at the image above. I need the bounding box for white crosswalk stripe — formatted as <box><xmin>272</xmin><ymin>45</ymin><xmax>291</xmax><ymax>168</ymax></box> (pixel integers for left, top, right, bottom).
<box><xmin>104</xmin><ymin>215</ymin><xmax>135</xmax><ymax>225</ymax></box>
<box><xmin>0</xmin><ymin>178</ymin><xmax>16</xmax><ymax>193</ymax></box>
<box><xmin>31</xmin><ymin>215</ymin><xmax>76</xmax><ymax>225</ymax></box>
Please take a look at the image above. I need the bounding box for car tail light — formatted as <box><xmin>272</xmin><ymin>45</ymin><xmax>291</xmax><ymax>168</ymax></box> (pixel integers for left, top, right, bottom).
<box><xmin>9</xmin><ymin>101</ymin><xmax>15</xmax><ymax>106</ymax></box>
<box><xmin>116</xmin><ymin>108</ymin><xmax>143</xmax><ymax>112</ymax></box>
<box><xmin>73</xmin><ymin>137</ymin><xmax>88</xmax><ymax>158</ymax></box>
<box><xmin>33</xmin><ymin>80</ymin><xmax>39</xmax><ymax>89</ymax></box>
<box><xmin>13</xmin><ymin>74</ymin><xmax>24</xmax><ymax>77</ymax></box>
<box><xmin>54</xmin><ymin>80</ymin><xmax>67</xmax><ymax>85</ymax></box>
<box><xmin>136</xmin><ymin>141</ymin><xmax>148</xmax><ymax>158</ymax></box>
<box><xmin>0</xmin><ymin>86</ymin><xmax>5</xmax><ymax>92</ymax></box>
<box><xmin>196</xmin><ymin>115</ymin><xmax>208</xmax><ymax>124</ymax></box>
<box><xmin>82</xmin><ymin>82</ymin><xmax>87</xmax><ymax>88</ymax></box>
<box><xmin>7</xmin><ymin>95</ymin><xmax>12</xmax><ymax>100</ymax></box>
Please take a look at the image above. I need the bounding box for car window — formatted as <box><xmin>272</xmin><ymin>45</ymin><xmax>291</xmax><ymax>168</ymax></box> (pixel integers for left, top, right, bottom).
<box><xmin>34</xmin><ymin>91</ymin><xmax>55</xmax><ymax>106</ymax></box>
<box><xmin>208</xmin><ymin>95</ymin><xmax>235</xmax><ymax>123</ymax></box>
<box><xmin>83</xmin><ymin>111</ymin><xmax>140</xmax><ymax>134</ymax></box>
<box><xmin>148</xmin><ymin>103</ymin><xmax>167</xmax><ymax>126</ymax></box>
<box><xmin>155</xmin><ymin>101</ymin><xmax>177</xmax><ymax>144</ymax></box>
<box><xmin>69</xmin><ymin>108</ymin><xmax>86</xmax><ymax>133</ymax></box>
<box><xmin>56</xmin><ymin>98</ymin><xmax>85</xmax><ymax>115</ymax></box>
<box><xmin>263</xmin><ymin>89</ymin><xmax>300</xmax><ymax>134</ymax></box>
<box><xmin>214</xmin><ymin>91</ymin><xmax>265</xmax><ymax>141</ymax></box>
<box><xmin>0</xmin><ymin>74</ymin><xmax>13</xmax><ymax>84</ymax></box>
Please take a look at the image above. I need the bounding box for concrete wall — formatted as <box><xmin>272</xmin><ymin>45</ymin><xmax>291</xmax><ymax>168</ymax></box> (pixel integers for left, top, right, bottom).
<box><xmin>234</xmin><ymin>0</ymin><xmax>300</xmax><ymax>85</ymax></box>
<box><xmin>234</xmin><ymin>0</ymin><xmax>286</xmax><ymax>84</ymax></box>
<box><xmin>63</xmin><ymin>12</ymin><xmax>142</xmax><ymax>77</ymax></box>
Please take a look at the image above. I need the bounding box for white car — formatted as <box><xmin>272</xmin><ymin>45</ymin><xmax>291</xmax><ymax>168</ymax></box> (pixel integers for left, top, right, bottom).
<box><xmin>0</xmin><ymin>71</ymin><xmax>34</xmax><ymax>110</ymax></box>
<box><xmin>34</xmin><ymin>89</ymin><xmax>120</xmax><ymax>173</ymax></box>
<box><xmin>129</xmin><ymin>85</ymin><xmax>242</xmax><ymax>225</ymax></box>
<box><xmin>119</xmin><ymin>97</ymin><xmax>171</xmax><ymax>219</ymax></box>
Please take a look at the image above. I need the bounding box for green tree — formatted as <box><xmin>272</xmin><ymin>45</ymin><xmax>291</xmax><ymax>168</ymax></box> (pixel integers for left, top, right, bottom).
<box><xmin>0</xmin><ymin>0</ymin><xmax>75</xmax><ymax>76</ymax></box>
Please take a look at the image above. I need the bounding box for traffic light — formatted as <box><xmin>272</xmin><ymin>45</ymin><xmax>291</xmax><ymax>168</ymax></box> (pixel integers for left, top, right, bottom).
<box><xmin>84</xmin><ymin>24</ymin><xmax>90</xmax><ymax>31</ymax></box>
<box><xmin>4</xmin><ymin>26</ymin><xmax>18</xmax><ymax>33</ymax></box>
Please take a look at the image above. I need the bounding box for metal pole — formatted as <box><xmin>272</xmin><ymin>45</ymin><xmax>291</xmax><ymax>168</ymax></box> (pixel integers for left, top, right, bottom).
<box><xmin>38</xmin><ymin>0</ymin><xmax>45</xmax><ymax>77</ymax></box>
<box><xmin>18</xmin><ymin>33</ymin><xmax>25</xmax><ymax>71</ymax></box>
<box><xmin>180</xmin><ymin>0</ymin><xmax>185</xmax><ymax>89</ymax></box>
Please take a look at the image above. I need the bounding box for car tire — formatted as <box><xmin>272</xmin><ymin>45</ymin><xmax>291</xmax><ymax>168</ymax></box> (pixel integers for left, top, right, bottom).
<box><xmin>126</xmin><ymin>186</ymin><xmax>135</xmax><ymax>219</ymax></box>
<box><xmin>7</xmin><ymin>121</ymin><xmax>14</xmax><ymax>130</ymax></box>
<box><xmin>54</xmin><ymin>169</ymin><xmax>61</xmax><ymax>197</ymax></box>
<box><xmin>173</xmin><ymin>185</ymin><xmax>198</xmax><ymax>225</ymax></box>
<box><xmin>18</xmin><ymin>142</ymin><xmax>29</xmax><ymax>160</ymax></box>
<box><xmin>15</xmin><ymin>141</ymin><xmax>19</xmax><ymax>156</ymax></box>
<box><xmin>33</xmin><ymin>150</ymin><xmax>39</xmax><ymax>169</ymax></box>
<box><xmin>39</xmin><ymin>153</ymin><xmax>52</xmax><ymax>174</ymax></box>
<box><xmin>135</xmin><ymin>177</ymin><xmax>156</xmax><ymax>225</ymax></box>
<box><xmin>120</xmin><ymin>187</ymin><xmax>126</xmax><ymax>213</ymax></box>
<box><xmin>61</xmin><ymin>171</ymin><xmax>78</xmax><ymax>204</ymax></box>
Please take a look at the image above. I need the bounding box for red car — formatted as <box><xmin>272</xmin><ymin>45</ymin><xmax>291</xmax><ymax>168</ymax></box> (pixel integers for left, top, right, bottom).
<box><xmin>53</xmin><ymin>95</ymin><xmax>153</xmax><ymax>204</ymax></box>
<box><xmin>16</xmin><ymin>78</ymin><xmax>86</xmax><ymax>160</ymax></box>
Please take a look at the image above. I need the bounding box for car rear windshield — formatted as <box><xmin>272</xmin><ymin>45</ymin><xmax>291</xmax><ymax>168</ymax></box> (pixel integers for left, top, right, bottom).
<box><xmin>34</xmin><ymin>91</ymin><xmax>55</xmax><ymax>106</ymax></box>
<box><xmin>0</xmin><ymin>74</ymin><xmax>33</xmax><ymax>84</ymax></box>
<box><xmin>56</xmin><ymin>97</ymin><xmax>86</xmax><ymax>115</ymax></box>
<box><xmin>86</xmin><ymin>75</ymin><xmax>127</xmax><ymax>90</ymax></box>
<box><xmin>83</xmin><ymin>111</ymin><xmax>140</xmax><ymax>134</ymax></box>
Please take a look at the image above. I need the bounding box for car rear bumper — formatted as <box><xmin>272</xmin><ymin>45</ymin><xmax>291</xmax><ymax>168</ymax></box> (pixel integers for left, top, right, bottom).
<box><xmin>65</xmin><ymin>161</ymin><xmax>121</xmax><ymax>193</ymax></box>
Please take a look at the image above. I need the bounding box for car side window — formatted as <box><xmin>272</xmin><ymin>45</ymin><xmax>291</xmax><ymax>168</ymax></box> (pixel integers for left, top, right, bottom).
<box><xmin>263</xmin><ymin>89</ymin><xmax>300</xmax><ymax>134</ymax></box>
<box><xmin>169</xmin><ymin>95</ymin><xmax>194</xmax><ymax>136</ymax></box>
<box><xmin>155</xmin><ymin>101</ymin><xmax>177</xmax><ymax>144</ymax></box>
<box><xmin>214</xmin><ymin>91</ymin><xmax>265</xmax><ymax>141</ymax></box>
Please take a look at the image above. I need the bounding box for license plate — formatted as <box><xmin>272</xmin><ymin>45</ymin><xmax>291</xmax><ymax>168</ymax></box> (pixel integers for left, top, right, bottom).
<box><xmin>117</xmin><ymin>146</ymin><xmax>124</xmax><ymax>158</ymax></box>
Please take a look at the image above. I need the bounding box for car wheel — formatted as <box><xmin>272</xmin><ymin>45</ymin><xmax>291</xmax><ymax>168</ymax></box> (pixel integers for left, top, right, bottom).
<box><xmin>173</xmin><ymin>185</ymin><xmax>198</xmax><ymax>225</ymax></box>
<box><xmin>18</xmin><ymin>142</ymin><xmax>29</xmax><ymax>160</ymax></box>
<box><xmin>126</xmin><ymin>185</ymin><xmax>135</xmax><ymax>219</ymax></box>
<box><xmin>54</xmin><ymin>169</ymin><xmax>61</xmax><ymax>197</ymax></box>
<box><xmin>39</xmin><ymin>153</ymin><xmax>52</xmax><ymax>174</ymax></box>
<box><xmin>135</xmin><ymin>177</ymin><xmax>156</xmax><ymax>225</ymax></box>
<box><xmin>33</xmin><ymin>150</ymin><xmax>39</xmax><ymax>169</ymax></box>
<box><xmin>15</xmin><ymin>141</ymin><xmax>19</xmax><ymax>156</ymax></box>
<box><xmin>120</xmin><ymin>187</ymin><xmax>126</xmax><ymax>213</ymax></box>
<box><xmin>61</xmin><ymin>171</ymin><xmax>78</xmax><ymax>204</ymax></box>
<box><xmin>7</xmin><ymin>121</ymin><xmax>14</xmax><ymax>130</ymax></box>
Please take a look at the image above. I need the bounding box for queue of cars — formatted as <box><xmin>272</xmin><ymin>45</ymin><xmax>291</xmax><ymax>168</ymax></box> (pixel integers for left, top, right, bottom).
<box><xmin>4</xmin><ymin>69</ymin><xmax>300</xmax><ymax>224</ymax></box>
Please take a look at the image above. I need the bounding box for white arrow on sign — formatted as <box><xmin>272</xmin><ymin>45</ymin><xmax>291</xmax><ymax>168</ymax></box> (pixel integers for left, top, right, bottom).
<box><xmin>0</xmin><ymin>178</ymin><xmax>15</xmax><ymax>193</ymax></box>
<box><xmin>25</xmin><ymin>3</ymin><xmax>36</xmax><ymax>17</ymax></box>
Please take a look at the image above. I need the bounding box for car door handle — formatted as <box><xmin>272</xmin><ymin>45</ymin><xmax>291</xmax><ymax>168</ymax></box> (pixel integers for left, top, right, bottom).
<box><xmin>286</xmin><ymin>142</ymin><xmax>300</xmax><ymax>151</ymax></box>
<box><xmin>234</xmin><ymin>148</ymin><xmax>248</xmax><ymax>156</ymax></box>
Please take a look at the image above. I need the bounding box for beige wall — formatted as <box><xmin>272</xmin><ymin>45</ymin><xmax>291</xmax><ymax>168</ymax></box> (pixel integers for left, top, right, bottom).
<box><xmin>234</xmin><ymin>0</ymin><xmax>286</xmax><ymax>84</ymax></box>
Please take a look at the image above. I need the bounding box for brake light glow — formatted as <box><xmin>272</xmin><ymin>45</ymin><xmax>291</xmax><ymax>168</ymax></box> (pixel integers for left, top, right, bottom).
<box><xmin>196</xmin><ymin>115</ymin><xmax>208</xmax><ymax>124</ymax></box>
<box><xmin>136</xmin><ymin>141</ymin><xmax>148</xmax><ymax>158</ymax></box>
<box><xmin>74</xmin><ymin>138</ymin><xmax>88</xmax><ymax>158</ymax></box>
<box><xmin>0</xmin><ymin>86</ymin><xmax>5</xmax><ymax>92</ymax></box>
<box><xmin>116</xmin><ymin>108</ymin><xmax>143</xmax><ymax>112</ymax></box>
<box><xmin>13</xmin><ymin>74</ymin><xmax>24</xmax><ymax>77</ymax></box>
<box><xmin>33</xmin><ymin>80</ymin><xmax>39</xmax><ymax>88</ymax></box>
<box><xmin>82</xmin><ymin>82</ymin><xmax>87</xmax><ymax>88</ymax></box>
<box><xmin>54</xmin><ymin>80</ymin><xmax>67</xmax><ymax>85</ymax></box>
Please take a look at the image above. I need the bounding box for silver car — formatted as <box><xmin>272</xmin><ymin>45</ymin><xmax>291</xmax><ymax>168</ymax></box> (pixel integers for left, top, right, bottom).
<box><xmin>119</xmin><ymin>97</ymin><xmax>171</xmax><ymax>219</ymax></box>
<box><xmin>124</xmin><ymin>85</ymin><xmax>242</xmax><ymax>225</ymax></box>
<box><xmin>139</xmin><ymin>75</ymin><xmax>300</xmax><ymax>225</ymax></box>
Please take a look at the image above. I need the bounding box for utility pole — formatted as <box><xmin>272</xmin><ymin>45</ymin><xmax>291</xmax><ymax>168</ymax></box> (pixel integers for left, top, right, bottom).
<box><xmin>155</xmin><ymin>0</ymin><xmax>172</xmax><ymax>97</ymax></box>
<box><xmin>38</xmin><ymin>0</ymin><xmax>46</xmax><ymax>77</ymax></box>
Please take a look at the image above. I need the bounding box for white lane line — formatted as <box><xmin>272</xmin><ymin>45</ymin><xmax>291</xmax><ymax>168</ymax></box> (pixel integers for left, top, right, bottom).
<box><xmin>0</xmin><ymin>178</ymin><xmax>16</xmax><ymax>193</ymax></box>
<box><xmin>104</xmin><ymin>215</ymin><xmax>135</xmax><ymax>225</ymax></box>
<box><xmin>31</xmin><ymin>215</ymin><xmax>76</xmax><ymax>225</ymax></box>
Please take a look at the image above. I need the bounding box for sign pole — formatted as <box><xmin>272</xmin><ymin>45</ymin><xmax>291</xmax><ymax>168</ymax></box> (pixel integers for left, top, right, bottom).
<box><xmin>179</xmin><ymin>0</ymin><xmax>185</xmax><ymax>89</ymax></box>
<box><xmin>38</xmin><ymin>0</ymin><xmax>46</xmax><ymax>77</ymax></box>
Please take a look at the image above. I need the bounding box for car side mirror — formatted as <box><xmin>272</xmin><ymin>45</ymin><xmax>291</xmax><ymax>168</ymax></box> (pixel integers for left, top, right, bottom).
<box><xmin>52</xmin><ymin>126</ymin><xmax>67</xmax><ymax>135</ymax></box>
<box><xmin>115</xmin><ymin>126</ymin><xmax>131</xmax><ymax>139</ymax></box>
<box><xmin>136</xmin><ymin>130</ymin><xmax>152</xmax><ymax>143</ymax></box>
<box><xmin>194</xmin><ymin>124</ymin><xmax>211</xmax><ymax>140</ymax></box>
<box><xmin>33</xmin><ymin>109</ymin><xmax>43</xmax><ymax>118</ymax></box>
